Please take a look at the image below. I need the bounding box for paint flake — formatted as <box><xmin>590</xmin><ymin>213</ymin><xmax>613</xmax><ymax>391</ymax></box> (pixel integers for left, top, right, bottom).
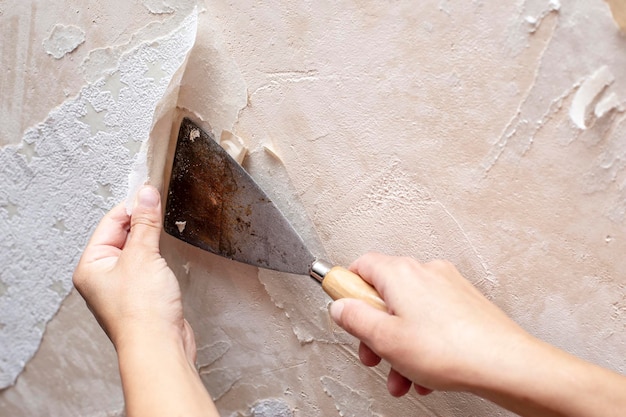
<box><xmin>175</xmin><ymin>220</ymin><xmax>187</xmax><ymax>233</ymax></box>
<box><xmin>220</xmin><ymin>130</ymin><xmax>247</xmax><ymax>164</ymax></box>
<box><xmin>594</xmin><ymin>92</ymin><xmax>623</xmax><ymax>118</ymax></box>
<box><xmin>42</xmin><ymin>24</ymin><xmax>85</xmax><ymax>59</ymax></box>
<box><xmin>263</xmin><ymin>143</ymin><xmax>281</xmax><ymax>161</ymax></box>
<box><xmin>189</xmin><ymin>128</ymin><xmax>200</xmax><ymax>142</ymax></box>
<box><xmin>569</xmin><ymin>66</ymin><xmax>615</xmax><ymax>129</ymax></box>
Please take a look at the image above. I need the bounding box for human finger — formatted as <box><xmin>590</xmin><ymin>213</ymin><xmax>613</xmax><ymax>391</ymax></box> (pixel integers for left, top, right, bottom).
<box><xmin>80</xmin><ymin>203</ymin><xmax>130</xmax><ymax>263</ymax></box>
<box><xmin>414</xmin><ymin>383</ymin><xmax>433</xmax><ymax>396</ymax></box>
<box><xmin>330</xmin><ymin>298</ymin><xmax>401</xmax><ymax>360</ymax></box>
<box><xmin>387</xmin><ymin>368</ymin><xmax>412</xmax><ymax>397</ymax></box>
<box><xmin>348</xmin><ymin>252</ymin><xmax>388</xmax><ymax>285</ymax></box>
<box><xmin>349</xmin><ymin>252</ymin><xmax>420</xmax><ymax>300</ymax></box>
<box><xmin>358</xmin><ymin>342</ymin><xmax>382</xmax><ymax>367</ymax></box>
<box><xmin>126</xmin><ymin>185</ymin><xmax>163</xmax><ymax>253</ymax></box>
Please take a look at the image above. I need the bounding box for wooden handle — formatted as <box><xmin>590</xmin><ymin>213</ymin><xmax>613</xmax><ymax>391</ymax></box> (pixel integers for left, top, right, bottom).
<box><xmin>321</xmin><ymin>266</ymin><xmax>387</xmax><ymax>311</ymax></box>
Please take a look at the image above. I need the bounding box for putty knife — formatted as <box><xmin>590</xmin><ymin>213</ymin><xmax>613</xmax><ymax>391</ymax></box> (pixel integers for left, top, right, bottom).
<box><xmin>164</xmin><ymin>118</ymin><xmax>385</xmax><ymax>311</ymax></box>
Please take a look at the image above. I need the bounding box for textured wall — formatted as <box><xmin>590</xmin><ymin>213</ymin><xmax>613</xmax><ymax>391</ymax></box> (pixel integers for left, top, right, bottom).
<box><xmin>1</xmin><ymin>1</ymin><xmax>625</xmax><ymax>416</ymax></box>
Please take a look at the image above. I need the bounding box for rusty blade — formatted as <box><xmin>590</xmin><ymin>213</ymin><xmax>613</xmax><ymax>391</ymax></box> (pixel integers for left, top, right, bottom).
<box><xmin>164</xmin><ymin>118</ymin><xmax>314</xmax><ymax>275</ymax></box>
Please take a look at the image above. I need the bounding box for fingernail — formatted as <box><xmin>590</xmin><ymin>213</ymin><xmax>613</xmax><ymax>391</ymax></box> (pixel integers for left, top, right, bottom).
<box><xmin>329</xmin><ymin>300</ymin><xmax>344</xmax><ymax>323</ymax></box>
<box><xmin>136</xmin><ymin>186</ymin><xmax>159</xmax><ymax>208</ymax></box>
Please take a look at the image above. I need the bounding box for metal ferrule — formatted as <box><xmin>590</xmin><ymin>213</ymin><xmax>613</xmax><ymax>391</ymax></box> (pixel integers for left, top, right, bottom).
<box><xmin>309</xmin><ymin>259</ymin><xmax>333</xmax><ymax>283</ymax></box>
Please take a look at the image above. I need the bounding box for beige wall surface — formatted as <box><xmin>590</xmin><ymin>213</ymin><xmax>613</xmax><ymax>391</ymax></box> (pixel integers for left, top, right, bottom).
<box><xmin>1</xmin><ymin>1</ymin><xmax>625</xmax><ymax>416</ymax></box>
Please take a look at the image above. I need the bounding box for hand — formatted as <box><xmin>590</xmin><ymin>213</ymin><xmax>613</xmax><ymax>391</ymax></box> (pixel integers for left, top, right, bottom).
<box><xmin>330</xmin><ymin>253</ymin><xmax>626</xmax><ymax>417</ymax></box>
<box><xmin>73</xmin><ymin>185</ymin><xmax>196</xmax><ymax>363</ymax></box>
<box><xmin>74</xmin><ymin>186</ymin><xmax>219</xmax><ymax>417</ymax></box>
<box><xmin>329</xmin><ymin>252</ymin><xmax>528</xmax><ymax>397</ymax></box>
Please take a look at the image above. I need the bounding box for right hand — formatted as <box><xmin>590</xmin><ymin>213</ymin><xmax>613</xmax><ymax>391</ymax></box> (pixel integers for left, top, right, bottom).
<box><xmin>329</xmin><ymin>252</ymin><xmax>530</xmax><ymax>397</ymax></box>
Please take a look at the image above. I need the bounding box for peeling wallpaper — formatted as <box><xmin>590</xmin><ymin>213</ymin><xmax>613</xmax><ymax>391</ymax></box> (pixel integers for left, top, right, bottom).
<box><xmin>0</xmin><ymin>9</ymin><xmax>197</xmax><ymax>389</ymax></box>
<box><xmin>1</xmin><ymin>1</ymin><xmax>626</xmax><ymax>416</ymax></box>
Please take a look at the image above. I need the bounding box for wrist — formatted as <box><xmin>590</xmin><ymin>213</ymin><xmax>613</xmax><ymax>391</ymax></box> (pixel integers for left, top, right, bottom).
<box><xmin>115</xmin><ymin>322</ymin><xmax>218</xmax><ymax>417</ymax></box>
<box><xmin>439</xmin><ymin>325</ymin><xmax>536</xmax><ymax>394</ymax></box>
<box><xmin>466</xmin><ymin>332</ymin><xmax>626</xmax><ymax>417</ymax></box>
<box><xmin>462</xmin><ymin>332</ymin><xmax>555</xmax><ymax>415</ymax></box>
<box><xmin>466</xmin><ymin>331</ymin><xmax>542</xmax><ymax>392</ymax></box>
<box><xmin>114</xmin><ymin>320</ymin><xmax>189</xmax><ymax>363</ymax></box>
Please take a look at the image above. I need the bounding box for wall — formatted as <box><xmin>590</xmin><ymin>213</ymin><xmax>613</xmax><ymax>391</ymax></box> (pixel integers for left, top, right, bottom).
<box><xmin>1</xmin><ymin>1</ymin><xmax>625</xmax><ymax>416</ymax></box>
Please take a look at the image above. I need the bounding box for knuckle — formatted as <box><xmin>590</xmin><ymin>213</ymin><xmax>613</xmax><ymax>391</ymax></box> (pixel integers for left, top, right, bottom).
<box><xmin>131</xmin><ymin>214</ymin><xmax>161</xmax><ymax>231</ymax></box>
<box><xmin>390</xmin><ymin>256</ymin><xmax>421</xmax><ymax>277</ymax></box>
<box><xmin>72</xmin><ymin>267</ymin><xmax>86</xmax><ymax>289</ymax></box>
<box><xmin>339</xmin><ymin>302</ymin><xmax>362</xmax><ymax>334</ymax></box>
<box><xmin>425</xmin><ymin>259</ymin><xmax>454</xmax><ymax>273</ymax></box>
<box><xmin>72</xmin><ymin>273</ymin><xmax>82</xmax><ymax>289</ymax></box>
<box><xmin>339</xmin><ymin>301</ymin><xmax>405</xmax><ymax>361</ymax></box>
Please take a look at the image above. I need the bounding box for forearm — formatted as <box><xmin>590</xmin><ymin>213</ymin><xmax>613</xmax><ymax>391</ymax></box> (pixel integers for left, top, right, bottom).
<box><xmin>472</xmin><ymin>334</ymin><xmax>626</xmax><ymax>417</ymax></box>
<box><xmin>117</xmin><ymin>331</ymin><xmax>219</xmax><ymax>417</ymax></box>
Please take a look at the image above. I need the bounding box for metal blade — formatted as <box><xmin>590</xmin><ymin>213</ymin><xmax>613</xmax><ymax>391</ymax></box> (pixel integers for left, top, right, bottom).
<box><xmin>164</xmin><ymin>118</ymin><xmax>314</xmax><ymax>275</ymax></box>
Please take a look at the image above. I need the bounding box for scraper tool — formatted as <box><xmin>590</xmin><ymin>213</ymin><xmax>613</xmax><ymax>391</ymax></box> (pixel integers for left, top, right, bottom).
<box><xmin>164</xmin><ymin>118</ymin><xmax>385</xmax><ymax>311</ymax></box>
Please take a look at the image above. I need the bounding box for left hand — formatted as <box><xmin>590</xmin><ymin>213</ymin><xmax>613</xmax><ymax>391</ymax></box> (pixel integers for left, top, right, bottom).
<box><xmin>73</xmin><ymin>185</ymin><xmax>196</xmax><ymax>363</ymax></box>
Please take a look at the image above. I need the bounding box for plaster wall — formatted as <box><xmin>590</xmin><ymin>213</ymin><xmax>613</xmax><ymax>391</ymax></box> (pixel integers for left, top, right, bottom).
<box><xmin>1</xmin><ymin>1</ymin><xmax>625</xmax><ymax>416</ymax></box>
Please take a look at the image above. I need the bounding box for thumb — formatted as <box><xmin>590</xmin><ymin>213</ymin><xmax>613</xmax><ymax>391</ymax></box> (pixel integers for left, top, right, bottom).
<box><xmin>330</xmin><ymin>298</ymin><xmax>397</xmax><ymax>352</ymax></box>
<box><xmin>127</xmin><ymin>185</ymin><xmax>163</xmax><ymax>251</ymax></box>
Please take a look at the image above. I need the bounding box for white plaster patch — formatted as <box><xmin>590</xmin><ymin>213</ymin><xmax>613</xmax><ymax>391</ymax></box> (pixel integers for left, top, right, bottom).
<box><xmin>0</xmin><ymin>10</ymin><xmax>197</xmax><ymax>389</ymax></box>
<box><xmin>78</xmin><ymin>0</ymin><xmax>197</xmax><ymax>83</ymax></box>
<box><xmin>42</xmin><ymin>24</ymin><xmax>85</xmax><ymax>59</ymax></box>
<box><xmin>250</xmin><ymin>398</ymin><xmax>294</xmax><ymax>417</ymax></box>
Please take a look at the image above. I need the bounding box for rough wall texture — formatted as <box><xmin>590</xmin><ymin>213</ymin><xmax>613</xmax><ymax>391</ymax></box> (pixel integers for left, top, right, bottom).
<box><xmin>1</xmin><ymin>1</ymin><xmax>625</xmax><ymax>416</ymax></box>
